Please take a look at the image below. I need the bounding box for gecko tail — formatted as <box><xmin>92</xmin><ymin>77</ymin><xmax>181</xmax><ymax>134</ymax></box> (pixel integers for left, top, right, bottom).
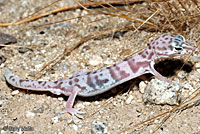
<box><xmin>2</xmin><ymin>68</ymin><xmax>10</xmax><ymax>81</ymax></box>
<box><xmin>2</xmin><ymin>68</ymin><xmax>60</xmax><ymax>93</ymax></box>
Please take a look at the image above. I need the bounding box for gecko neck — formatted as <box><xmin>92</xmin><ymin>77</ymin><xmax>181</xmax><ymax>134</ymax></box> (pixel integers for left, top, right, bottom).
<box><xmin>133</xmin><ymin>47</ymin><xmax>156</xmax><ymax>62</ymax></box>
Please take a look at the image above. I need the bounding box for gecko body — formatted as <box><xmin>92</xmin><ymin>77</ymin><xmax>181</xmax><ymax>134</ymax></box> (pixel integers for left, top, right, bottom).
<box><xmin>3</xmin><ymin>34</ymin><xmax>195</xmax><ymax>119</ymax></box>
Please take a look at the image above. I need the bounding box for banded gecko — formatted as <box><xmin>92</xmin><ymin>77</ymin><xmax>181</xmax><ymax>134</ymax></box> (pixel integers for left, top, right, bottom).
<box><xmin>3</xmin><ymin>34</ymin><xmax>195</xmax><ymax>120</ymax></box>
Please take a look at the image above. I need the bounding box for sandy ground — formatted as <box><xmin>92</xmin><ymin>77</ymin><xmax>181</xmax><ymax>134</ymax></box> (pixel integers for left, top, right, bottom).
<box><xmin>0</xmin><ymin>0</ymin><xmax>199</xmax><ymax>134</ymax></box>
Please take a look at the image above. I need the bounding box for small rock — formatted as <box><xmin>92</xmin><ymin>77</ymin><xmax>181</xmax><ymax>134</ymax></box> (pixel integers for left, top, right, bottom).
<box><xmin>94</xmin><ymin>101</ymin><xmax>99</xmax><ymax>105</ymax></box>
<box><xmin>91</xmin><ymin>121</ymin><xmax>108</xmax><ymax>134</ymax></box>
<box><xmin>76</xmin><ymin>103</ymin><xmax>85</xmax><ymax>109</ymax></box>
<box><xmin>51</xmin><ymin>116</ymin><xmax>59</xmax><ymax>124</ymax></box>
<box><xmin>190</xmin><ymin>56</ymin><xmax>200</xmax><ymax>62</ymax></box>
<box><xmin>139</xmin><ymin>81</ymin><xmax>147</xmax><ymax>94</ymax></box>
<box><xmin>56</xmin><ymin>22</ymin><xmax>70</xmax><ymax>28</ymax></box>
<box><xmin>195</xmin><ymin>63</ymin><xmax>200</xmax><ymax>74</ymax></box>
<box><xmin>18</xmin><ymin>47</ymin><xmax>32</xmax><ymax>53</ymax></box>
<box><xmin>177</xmin><ymin>71</ymin><xmax>187</xmax><ymax>79</ymax></box>
<box><xmin>183</xmin><ymin>82</ymin><xmax>194</xmax><ymax>91</ymax></box>
<box><xmin>89</xmin><ymin>55</ymin><xmax>103</xmax><ymax>66</ymax></box>
<box><xmin>58</xmin><ymin>97</ymin><xmax>63</xmax><ymax>101</ymax></box>
<box><xmin>33</xmin><ymin>107</ymin><xmax>44</xmax><ymax>113</ymax></box>
<box><xmin>35</xmin><ymin>63</ymin><xmax>43</xmax><ymax>70</ymax></box>
<box><xmin>0</xmin><ymin>56</ymin><xmax>6</xmax><ymax>65</ymax></box>
<box><xmin>72</xmin><ymin>124</ymin><xmax>78</xmax><ymax>131</ymax></box>
<box><xmin>11</xmin><ymin>90</ymin><xmax>19</xmax><ymax>95</ymax></box>
<box><xmin>126</xmin><ymin>95</ymin><xmax>133</xmax><ymax>104</ymax></box>
<box><xmin>143</xmin><ymin>79</ymin><xmax>181</xmax><ymax>105</ymax></box>
<box><xmin>26</xmin><ymin>111</ymin><xmax>35</xmax><ymax>118</ymax></box>
<box><xmin>0</xmin><ymin>32</ymin><xmax>17</xmax><ymax>45</ymax></box>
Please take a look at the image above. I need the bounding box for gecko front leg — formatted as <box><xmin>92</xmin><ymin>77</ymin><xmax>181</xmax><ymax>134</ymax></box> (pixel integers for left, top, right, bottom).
<box><xmin>61</xmin><ymin>86</ymin><xmax>84</xmax><ymax>121</ymax></box>
<box><xmin>149</xmin><ymin>60</ymin><xmax>172</xmax><ymax>83</ymax></box>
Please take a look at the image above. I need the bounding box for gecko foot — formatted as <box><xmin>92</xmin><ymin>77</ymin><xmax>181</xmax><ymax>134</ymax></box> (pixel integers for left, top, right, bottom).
<box><xmin>60</xmin><ymin>108</ymin><xmax>85</xmax><ymax>121</ymax></box>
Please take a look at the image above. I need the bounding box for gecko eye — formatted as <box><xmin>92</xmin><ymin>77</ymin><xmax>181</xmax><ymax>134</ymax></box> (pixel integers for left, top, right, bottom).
<box><xmin>175</xmin><ymin>35</ymin><xmax>185</xmax><ymax>41</ymax></box>
<box><xmin>175</xmin><ymin>47</ymin><xmax>182</xmax><ymax>51</ymax></box>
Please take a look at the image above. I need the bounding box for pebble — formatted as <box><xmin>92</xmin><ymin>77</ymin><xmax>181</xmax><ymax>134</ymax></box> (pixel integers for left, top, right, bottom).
<box><xmin>51</xmin><ymin>116</ymin><xmax>59</xmax><ymax>124</ymax></box>
<box><xmin>195</xmin><ymin>63</ymin><xmax>200</xmax><ymax>73</ymax></box>
<box><xmin>72</xmin><ymin>124</ymin><xmax>78</xmax><ymax>131</ymax></box>
<box><xmin>190</xmin><ymin>56</ymin><xmax>200</xmax><ymax>62</ymax></box>
<box><xmin>125</xmin><ymin>95</ymin><xmax>133</xmax><ymax>104</ymax></box>
<box><xmin>11</xmin><ymin>90</ymin><xmax>19</xmax><ymax>95</ymax></box>
<box><xmin>0</xmin><ymin>32</ymin><xmax>17</xmax><ymax>45</ymax></box>
<box><xmin>183</xmin><ymin>82</ymin><xmax>194</xmax><ymax>91</ymax></box>
<box><xmin>35</xmin><ymin>63</ymin><xmax>43</xmax><ymax>70</ymax></box>
<box><xmin>177</xmin><ymin>71</ymin><xmax>187</xmax><ymax>79</ymax></box>
<box><xmin>89</xmin><ymin>55</ymin><xmax>103</xmax><ymax>66</ymax></box>
<box><xmin>91</xmin><ymin>121</ymin><xmax>108</xmax><ymax>134</ymax></box>
<box><xmin>143</xmin><ymin>79</ymin><xmax>181</xmax><ymax>105</ymax></box>
<box><xmin>76</xmin><ymin>103</ymin><xmax>85</xmax><ymax>109</ymax></box>
<box><xmin>139</xmin><ymin>81</ymin><xmax>147</xmax><ymax>94</ymax></box>
<box><xmin>0</xmin><ymin>56</ymin><xmax>6</xmax><ymax>65</ymax></box>
<box><xmin>94</xmin><ymin>101</ymin><xmax>100</xmax><ymax>105</ymax></box>
<box><xmin>58</xmin><ymin>97</ymin><xmax>63</xmax><ymax>101</ymax></box>
<box><xmin>26</xmin><ymin>111</ymin><xmax>35</xmax><ymax>118</ymax></box>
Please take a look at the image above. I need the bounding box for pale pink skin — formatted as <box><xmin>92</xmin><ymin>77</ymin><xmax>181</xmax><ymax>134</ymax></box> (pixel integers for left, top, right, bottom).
<box><xmin>3</xmin><ymin>34</ymin><xmax>195</xmax><ymax>120</ymax></box>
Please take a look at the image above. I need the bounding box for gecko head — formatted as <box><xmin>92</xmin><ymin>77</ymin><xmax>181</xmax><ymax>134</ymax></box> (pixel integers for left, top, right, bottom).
<box><xmin>152</xmin><ymin>34</ymin><xmax>195</xmax><ymax>59</ymax></box>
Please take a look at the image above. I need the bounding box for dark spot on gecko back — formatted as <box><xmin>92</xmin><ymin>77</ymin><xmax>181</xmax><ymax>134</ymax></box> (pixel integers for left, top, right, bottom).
<box><xmin>38</xmin><ymin>81</ymin><xmax>43</xmax><ymax>84</ymax></box>
<box><xmin>127</xmin><ymin>60</ymin><xmax>138</xmax><ymax>73</ymax></box>
<box><xmin>156</xmin><ymin>41</ymin><xmax>159</xmax><ymax>45</ymax></box>
<box><xmin>155</xmin><ymin>37</ymin><xmax>159</xmax><ymax>41</ymax></box>
<box><xmin>169</xmin><ymin>38</ymin><xmax>173</xmax><ymax>44</ymax></box>
<box><xmin>86</xmin><ymin>72</ymin><xmax>91</xmax><ymax>75</ymax></box>
<box><xmin>9</xmin><ymin>76</ymin><xmax>14</xmax><ymax>80</ymax></box>
<box><xmin>87</xmin><ymin>75</ymin><xmax>96</xmax><ymax>89</ymax></box>
<box><xmin>116</xmin><ymin>66</ymin><xmax>120</xmax><ymax>70</ymax></box>
<box><xmin>162</xmin><ymin>34</ymin><xmax>168</xmax><ymax>37</ymax></box>
<box><xmin>75</xmin><ymin>84</ymin><xmax>86</xmax><ymax>90</ymax></box>
<box><xmin>162</xmin><ymin>47</ymin><xmax>167</xmax><ymax>50</ymax></box>
<box><xmin>148</xmin><ymin>52</ymin><xmax>154</xmax><ymax>59</ymax></box>
<box><xmin>92</xmin><ymin>70</ymin><xmax>97</xmax><ymax>74</ymax></box>
<box><xmin>95</xmin><ymin>75</ymin><xmax>109</xmax><ymax>86</ymax></box>
<box><xmin>136</xmin><ymin>61</ymin><xmax>148</xmax><ymax>67</ymax></box>
<box><xmin>148</xmin><ymin>45</ymin><xmax>151</xmax><ymax>49</ymax></box>
<box><xmin>168</xmin><ymin>45</ymin><xmax>173</xmax><ymax>50</ymax></box>
<box><xmin>109</xmin><ymin>67</ymin><xmax>118</xmax><ymax>81</ymax></box>
<box><xmin>74</xmin><ymin>78</ymin><xmax>79</xmax><ymax>82</ymax></box>
<box><xmin>19</xmin><ymin>79</ymin><xmax>29</xmax><ymax>84</ymax></box>
<box><xmin>69</xmin><ymin>80</ymin><xmax>72</xmax><ymax>85</ymax></box>
<box><xmin>119</xmin><ymin>70</ymin><xmax>130</xmax><ymax>79</ymax></box>
<box><xmin>141</xmin><ymin>54</ymin><xmax>146</xmax><ymax>58</ymax></box>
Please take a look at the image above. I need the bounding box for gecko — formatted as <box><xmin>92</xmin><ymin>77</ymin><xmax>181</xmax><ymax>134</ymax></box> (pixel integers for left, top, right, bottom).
<box><xmin>2</xmin><ymin>34</ymin><xmax>195</xmax><ymax>120</ymax></box>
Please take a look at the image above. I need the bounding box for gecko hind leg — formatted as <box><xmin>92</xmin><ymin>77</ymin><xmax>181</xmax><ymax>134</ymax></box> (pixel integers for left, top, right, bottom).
<box><xmin>60</xmin><ymin>86</ymin><xmax>85</xmax><ymax>122</ymax></box>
